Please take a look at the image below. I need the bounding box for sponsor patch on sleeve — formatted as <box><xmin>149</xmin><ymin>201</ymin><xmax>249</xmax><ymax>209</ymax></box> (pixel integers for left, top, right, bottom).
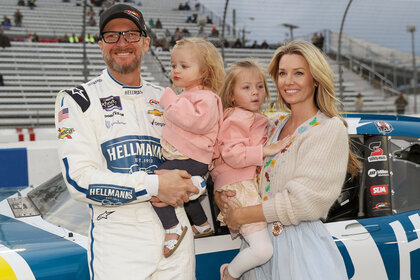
<box><xmin>57</xmin><ymin>127</ymin><xmax>74</xmax><ymax>139</ymax></box>
<box><xmin>87</xmin><ymin>184</ymin><xmax>136</xmax><ymax>205</ymax></box>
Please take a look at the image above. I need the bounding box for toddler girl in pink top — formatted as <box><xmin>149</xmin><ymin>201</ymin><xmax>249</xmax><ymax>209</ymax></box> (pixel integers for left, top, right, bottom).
<box><xmin>154</xmin><ymin>38</ymin><xmax>225</xmax><ymax>258</ymax></box>
<box><xmin>211</xmin><ymin>60</ymin><xmax>290</xmax><ymax>279</ymax></box>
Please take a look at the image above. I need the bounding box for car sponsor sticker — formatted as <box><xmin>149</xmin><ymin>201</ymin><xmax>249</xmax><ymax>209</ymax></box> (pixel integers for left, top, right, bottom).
<box><xmin>368</xmin><ymin>169</ymin><xmax>389</xmax><ymax>177</ymax></box>
<box><xmin>368</xmin><ymin>141</ymin><xmax>387</xmax><ymax>162</ymax></box>
<box><xmin>370</xmin><ymin>185</ymin><xmax>389</xmax><ymax>195</ymax></box>
<box><xmin>375</xmin><ymin>121</ymin><xmax>393</xmax><ymax>135</ymax></box>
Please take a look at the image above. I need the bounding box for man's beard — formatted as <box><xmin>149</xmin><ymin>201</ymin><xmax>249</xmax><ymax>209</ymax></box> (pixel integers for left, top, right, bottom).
<box><xmin>103</xmin><ymin>48</ymin><xmax>144</xmax><ymax>74</ymax></box>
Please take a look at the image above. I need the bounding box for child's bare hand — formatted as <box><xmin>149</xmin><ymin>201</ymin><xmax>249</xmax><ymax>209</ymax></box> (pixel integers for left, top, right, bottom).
<box><xmin>263</xmin><ymin>135</ymin><xmax>292</xmax><ymax>157</ymax></box>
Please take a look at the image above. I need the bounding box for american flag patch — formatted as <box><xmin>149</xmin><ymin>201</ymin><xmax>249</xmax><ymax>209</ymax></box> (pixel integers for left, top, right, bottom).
<box><xmin>58</xmin><ymin>108</ymin><xmax>69</xmax><ymax>122</ymax></box>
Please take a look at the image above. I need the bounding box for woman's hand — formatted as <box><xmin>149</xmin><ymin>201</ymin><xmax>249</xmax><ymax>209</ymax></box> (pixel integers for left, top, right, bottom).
<box><xmin>223</xmin><ymin>199</ymin><xmax>242</xmax><ymax>230</ymax></box>
<box><xmin>214</xmin><ymin>190</ymin><xmax>237</xmax><ymax>217</ymax></box>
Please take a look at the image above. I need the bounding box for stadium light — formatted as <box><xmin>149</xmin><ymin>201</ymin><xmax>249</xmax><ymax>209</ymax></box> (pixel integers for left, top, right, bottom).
<box><xmin>282</xmin><ymin>23</ymin><xmax>298</xmax><ymax>40</ymax></box>
<box><xmin>338</xmin><ymin>0</ymin><xmax>353</xmax><ymax>110</ymax></box>
<box><xmin>407</xmin><ymin>25</ymin><xmax>417</xmax><ymax>113</ymax></box>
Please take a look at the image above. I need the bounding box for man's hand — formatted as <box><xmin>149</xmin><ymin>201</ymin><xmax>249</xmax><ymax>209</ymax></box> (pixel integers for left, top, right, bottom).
<box><xmin>155</xmin><ymin>169</ymin><xmax>199</xmax><ymax>207</ymax></box>
<box><xmin>150</xmin><ymin>196</ymin><xmax>168</xmax><ymax>207</ymax></box>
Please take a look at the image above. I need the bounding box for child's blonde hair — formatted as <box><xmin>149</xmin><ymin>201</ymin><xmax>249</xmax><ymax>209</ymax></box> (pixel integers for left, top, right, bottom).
<box><xmin>173</xmin><ymin>38</ymin><xmax>225</xmax><ymax>93</ymax></box>
<box><xmin>219</xmin><ymin>59</ymin><xmax>270</xmax><ymax>110</ymax></box>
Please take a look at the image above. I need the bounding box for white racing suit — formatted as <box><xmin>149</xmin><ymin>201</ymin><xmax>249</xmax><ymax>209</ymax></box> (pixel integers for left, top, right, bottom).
<box><xmin>55</xmin><ymin>69</ymin><xmax>195</xmax><ymax>280</ymax></box>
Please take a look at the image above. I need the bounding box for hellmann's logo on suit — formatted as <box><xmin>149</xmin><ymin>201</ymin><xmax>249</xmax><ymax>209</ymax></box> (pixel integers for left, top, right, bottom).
<box><xmin>101</xmin><ymin>135</ymin><xmax>163</xmax><ymax>174</ymax></box>
<box><xmin>87</xmin><ymin>184</ymin><xmax>135</xmax><ymax>205</ymax></box>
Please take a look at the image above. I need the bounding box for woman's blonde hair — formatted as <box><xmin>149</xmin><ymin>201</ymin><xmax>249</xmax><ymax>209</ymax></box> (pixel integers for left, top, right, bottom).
<box><xmin>268</xmin><ymin>40</ymin><xmax>360</xmax><ymax>177</ymax></box>
<box><xmin>219</xmin><ymin>59</ymin><xmax>269</xmax><ymax>110</ymax></box>
<box><xmin>173</xmin><ymin>38</ymin><xmax>225</xmax><ymax>93</ymax></box>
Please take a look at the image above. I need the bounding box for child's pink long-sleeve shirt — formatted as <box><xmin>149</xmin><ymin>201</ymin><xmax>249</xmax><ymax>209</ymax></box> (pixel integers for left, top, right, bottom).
<box><xmin>211</xmin><ymin>107</ymin><xmax>268</xmax><ymax>190</ymax></box>
<box><xmin>160</xmin><ymin>86</ymin><xmax>223</xmax><ymax>164</ymax></box>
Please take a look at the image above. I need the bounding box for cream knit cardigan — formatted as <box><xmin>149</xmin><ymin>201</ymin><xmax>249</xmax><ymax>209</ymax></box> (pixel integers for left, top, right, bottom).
<box><xmin>260</xmin><ymin>111</ymin><xmax>349</xmax><ymax>225</ymax></box>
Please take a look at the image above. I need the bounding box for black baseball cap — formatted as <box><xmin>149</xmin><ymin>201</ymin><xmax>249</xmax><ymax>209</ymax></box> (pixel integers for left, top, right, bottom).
<box><xmin>99</xmin><ymin>4</ymin><xmax>148</xmax><ymax>37</ymax></box>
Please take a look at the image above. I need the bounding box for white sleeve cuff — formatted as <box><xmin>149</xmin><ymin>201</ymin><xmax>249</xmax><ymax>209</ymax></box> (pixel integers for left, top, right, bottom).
<box><xmin>144</xmin><ymin>174</ymin><xmax>159</xmax><ymax>196</ymax></box>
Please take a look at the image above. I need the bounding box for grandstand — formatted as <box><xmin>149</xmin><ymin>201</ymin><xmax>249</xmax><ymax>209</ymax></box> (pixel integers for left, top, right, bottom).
<box><xmin>0</xmin><ymin>0</ymin><xmax>400</xmax><ymax>129</ymax></box>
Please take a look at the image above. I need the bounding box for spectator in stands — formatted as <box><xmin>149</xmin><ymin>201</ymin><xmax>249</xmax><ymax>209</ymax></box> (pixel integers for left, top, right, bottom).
<box><xmin>0</xmin><ymin>28</ymin><xmax>11</xmax><ymax>48</ymax></box>
<box><xmin>210</xmin><ymin>25</ymin><xmax>219</xmax><ymax>37</ymax></box>
<box><xmin>87</xmin><ymin>6</ymin><xmax>96</xmax><ymax>16</ymax></box>
<box><xmin>178</xmin><ymin>3</ymin><xmax>184</xmax><ymax>10</ymax></box>
<box><xmin>260</xmin><ymin>40</ymin><xmax>269</xmax><ymax>49</ymax></box>
<box><xmin>317</xmin><ymin>33</ymin><xmax>325</xmax><ymax>51</ymax></box>
<box><xmin>17</xmin><ymin>0</ymin><xmax>25</xmax><ymax>6</ymax></box>
<box><xmin>233</xmin><ymin>38</ymin><xmax>242</xmax><ymax>48</ymax></box>
<box><xmin>0</xmin><ymin>74</ymin><xmax>3</xmax><ymax>86</ymax></box>
<box><xmin>55</xmin><ymin>4</ymin><xmax>197</xmax><ymax>279</ymax></box>
<box><xmin>223</xmin><ymin>39</ymin><xmax>230</xmax><ymax>48</ymax></box>
<box><xmin>148</xmin><ymin>18</ymin><xmax>155</xmax><ymax>28</ymax></box>
<box><xmin>69</xmin><ymin>33</ymin><xmax>79</xmax><ymax>43</ymax></box>
<box><xmin>183</xmin><ymin>2</ymin><xmax>191</xmax><ymax>10</ymax></box>
<box><xmin>14</xmin><ymin>9</ymin><xmax>23</xmax><ymax>27</ymax></box>
<box><xmin>85</xmin><ymin>33</ymin><xmax>95</xmax><ymax>43</ymax></box>
<box><xmin>88</xmin><ymin>15</ymin><xmax>97</xmax><ymax>26</ymax></box>
<box><xmin>206</xmin><ymin>15</ymin><xmax>212</xmax><ymax>24</ymax></box>
<box><xmin>395</xmin><ymin>92</ymin><xmax>408</xmax><ymax>114</ymax></box>
<box><xmin>194</xmin><ymin>1</ymin><xmax>200</xmax><ymax>11</ymax></box>
<box><xmin>174</xmin><ymin>27</ymin><xmax>181</xmax><ymax>37</ymax></box>
<box><xmin>32</xmin><ymin>32</ymin><xmax>39</xmax><ymax>42</ymax></box>
<box><xmin>164</xmin><ymin>28</ymin><xmax>171</xmax><ymax>38</ymax></box>
<box><xmin>1</xmin><ymin>16</ymin><xmax>12</xmax><ymax>30</ymax></box>
<box><xmin>250</xmin><ymin>40</ymin><xmax>258</xmax><ymax>48</ymax></box>
<box><xmin>27</xmin><ymin>0</ymin><xmax>36</xmax><ymax>10</ymax></box>
<box><xmin>155</xmin><ymin>18</ymin><xmax>162</xmax><ymax>29</ymax></box>
<box><xmin>196</xmin><ymin>25</ymin><xmax>206</xmax><ymax>38</ymax></box>
<box><xmin>354</xmin><ymin>92</ymin><xmax>363</xmax><ymax>112</ymax></box>
<box><xmin>191</xmin><ymin>14</ymin><xmax>198</xmax><ymax>23</ymax></box>
<box><xmin>60</xmin><ymin>33</ymin><xmax>69</xmax><ymax>43</ymax></box>
<box><xmin>181</xmin><ymin>27</ymin><xmax>190</xmax><ymax>37</ymax></box>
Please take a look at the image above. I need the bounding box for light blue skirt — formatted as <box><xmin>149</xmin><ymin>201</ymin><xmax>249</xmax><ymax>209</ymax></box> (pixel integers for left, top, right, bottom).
<box><xmin>240</xmin><ymin>220</ymin><xmax>348</xmax><ymax>280</ymax></box>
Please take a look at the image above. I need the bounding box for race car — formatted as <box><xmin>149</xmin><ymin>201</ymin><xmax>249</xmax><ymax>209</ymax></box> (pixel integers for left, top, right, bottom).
<box><xmin>0</xmin><ymin>113</ymin><xmax>419</xmax><ymax>280</ymax></box>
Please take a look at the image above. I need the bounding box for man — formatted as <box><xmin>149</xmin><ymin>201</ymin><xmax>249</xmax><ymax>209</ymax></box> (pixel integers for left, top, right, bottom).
<box><xmin>395</xmin><ymin>91</ymin><xmax>408</xmax><ymax>114</ymax></box>
<box><xmin>54</xmin><ymin>4</ymin><xmax>198</xmax><ymax>279</ymax></box>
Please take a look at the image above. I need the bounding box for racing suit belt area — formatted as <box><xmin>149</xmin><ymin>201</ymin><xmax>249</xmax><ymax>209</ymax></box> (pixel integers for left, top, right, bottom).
<box><xmin>55</xmin><ymin>69</ymin><xmax>195</xmax><ymax>279</ymax></box>
<box><xmin>90</xmin><ymin>203</ymin><xmax>195</xmax><ymax>280</ymax></box>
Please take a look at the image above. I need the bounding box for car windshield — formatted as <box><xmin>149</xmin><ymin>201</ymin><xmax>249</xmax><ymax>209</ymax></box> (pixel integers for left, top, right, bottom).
<box><xmin>28</xmin><ymin>173</ymin><xmax>90</xmax><ymax>236</ymax></box>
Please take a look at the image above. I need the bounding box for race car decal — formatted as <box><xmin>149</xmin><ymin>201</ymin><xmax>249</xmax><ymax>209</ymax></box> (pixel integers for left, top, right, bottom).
<box><xmin>375</xmin><ymin>121</ymin><xmax>393</xmax><ymax>135</ymax></box>
<box><xmin>359</xmin><ymin>211</ymin><xmax>420</xmax><ymax>279</ymax></box>
<box><xmin>0</xmin><ymin>214</ymin><xmax>89</xmax><ymax>280</ymax></box>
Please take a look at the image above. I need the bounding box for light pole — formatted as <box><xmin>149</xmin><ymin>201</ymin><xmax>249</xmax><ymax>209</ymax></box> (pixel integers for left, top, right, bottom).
<box><xmin>407</xmin><ymin>25</ymin><xmax>417</xmax><ymax>114</ymax></box>
<box><xmin>282</xmin><ymin>23</ymin><xmax>298</xmax><ymax>41</ymax></box>
<box><xmin>338</xmin><ymin>0</ymin><xmax>353</xmax><ymax>110</ymax></box>
<box><xmin>220</xmin><ymin>0</ymin><xmax>229</xmax><ymax>64</ymax></box>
